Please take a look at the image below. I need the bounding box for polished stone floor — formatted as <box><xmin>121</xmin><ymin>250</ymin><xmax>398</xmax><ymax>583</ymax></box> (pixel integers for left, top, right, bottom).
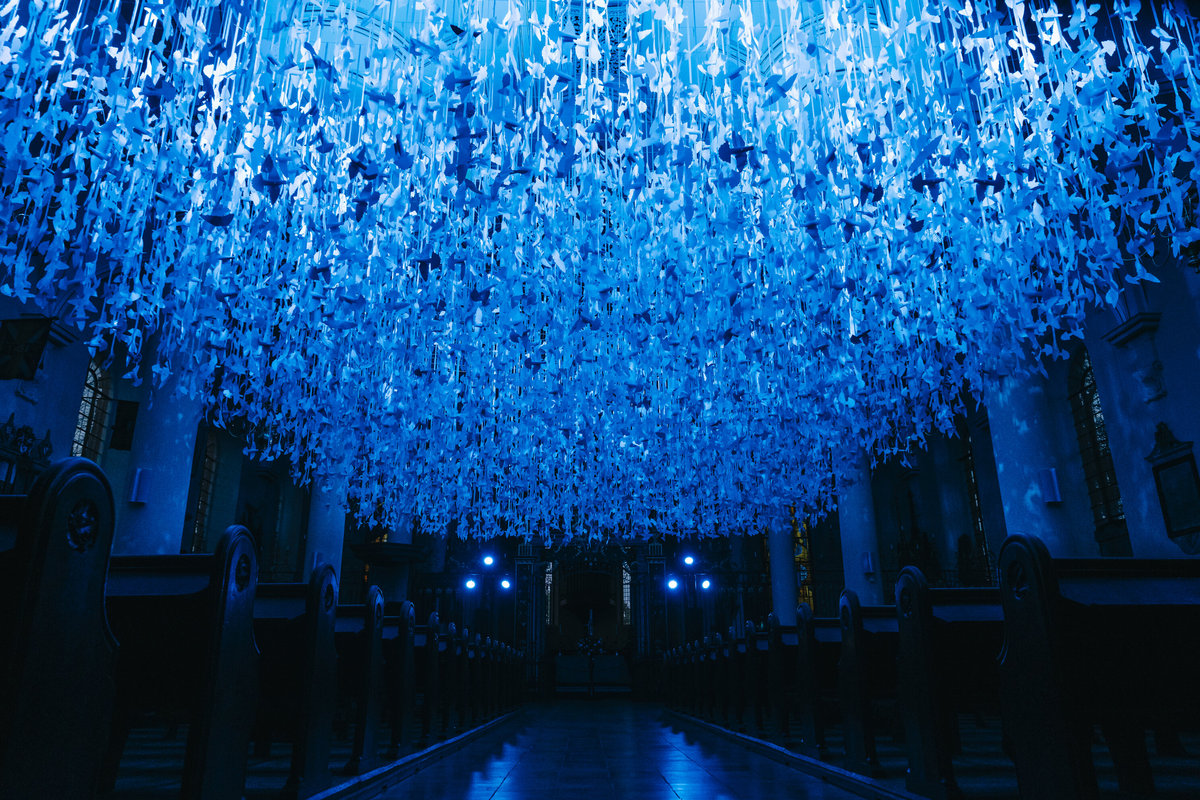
<box><xmin>371</xmin><ymin>699</ymin><xmax>862</xmax><ymax>800</ymax></box>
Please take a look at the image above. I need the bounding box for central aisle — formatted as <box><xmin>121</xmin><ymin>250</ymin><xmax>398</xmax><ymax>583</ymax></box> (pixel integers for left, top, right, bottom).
<box><xmin>371</xmin><ymin>700</ymin><xmax>863</xmax><ymax>800</ymax></box>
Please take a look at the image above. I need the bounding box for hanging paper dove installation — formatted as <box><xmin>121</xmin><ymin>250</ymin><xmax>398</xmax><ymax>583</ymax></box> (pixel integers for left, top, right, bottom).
<box><xmin>1</xmin><ymin>0</ymin><xmax>1198</xmax><ymax>540</ymax></box>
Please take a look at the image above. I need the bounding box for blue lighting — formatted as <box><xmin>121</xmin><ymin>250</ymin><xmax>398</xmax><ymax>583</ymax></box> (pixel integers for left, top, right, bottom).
<box><xmin>465</xmin><ymin>579</ymin><xmax>476</xmax><ymax>590</ymax></box>
<box><xmin>500</xmin><ymin>579</ymin><xmax>511</xmax><ymax>590</ymax></box>
<box><xmin>683</xmin><ymin>556</ymin><xmax>695</xmax><ymax>566</ymax></box>
<box><xmin>667</xmin><ymin>578</ymin><xmax>678</xmax><ymax>590</ymax></box>
<box><xmin>482</xmin><ymin>555</ymin><xmax>494</xmax><ymax>567</ymax></box>
<box><xmin>701</xmin><ymin>579</ymin><xmax>711</xmax><ymax>590</ymax></box>
<box><xmin>7</xmin><ymin>0</ymin><xmax>1196</xmax><ymax>545</ymax></box>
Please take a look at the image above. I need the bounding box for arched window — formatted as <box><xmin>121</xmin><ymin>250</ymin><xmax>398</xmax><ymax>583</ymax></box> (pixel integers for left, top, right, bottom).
<box><xmin>1068</xmin><ymin>349</ymin><xmax>1132</xmax><ymax>556</ymax></box>
<box><xmin>793</xmin><ymin>510</ymin><xmax>815</xmax><ymax>607</ymax></box>
<box><xmin>71</xmin><ymin>359</ymin><xmax>111</xmax><ymax>461</ymax></box>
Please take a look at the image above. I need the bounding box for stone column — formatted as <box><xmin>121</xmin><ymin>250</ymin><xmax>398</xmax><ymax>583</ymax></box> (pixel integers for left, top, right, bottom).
<box><xmin>767</xmin><ymin>507</ymin><xmax>798</xmax><ymax>625</ymax></box>
<box><xmin>1102</xmin><ymin>312</ymin><xmax>1179</xmax><ymax>555</ymax></box>
<box><xmin>516</xmin><ymin>541</ymin><xmax>543</xmax><ymax>686</ymax></box>
<box><xmin>303</xmin><ymin>475</ymin><xmax>347</xmax><ymax>581</ymax></box>
<box><xmin>646</xmin><ymin>542</ymin><xmax>666</xmax><ymax>650</ymax></box>
<box><xmin>984</xmin><ymin>377</ymin><xmax>1092</xmax><ymax>556</ymax></box>
<box><xmin>837</xmin><ymin>450</ymin><xmax>886</xmax><ymax>605</ymax></box>
<box><xmin>113</xmin><ymin>382</ymin><xmax>202</xmax><ymax>555</ymax></box>
<box><xmin>729</xmin><ymin>534</ymin><xmax>748</xmax><ymax>635</ymax></box>
<box><xmin>631</xmin><ymin>554</ymin><xmax>651</xmax><ymax>657</ymax></box>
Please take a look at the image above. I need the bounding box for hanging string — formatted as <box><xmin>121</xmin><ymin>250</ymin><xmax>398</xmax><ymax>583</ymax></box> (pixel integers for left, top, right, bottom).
<box><xmin>1</xmin><ymin>0</ymin><xmax>1197</xmax><ymax>539</ymax></box>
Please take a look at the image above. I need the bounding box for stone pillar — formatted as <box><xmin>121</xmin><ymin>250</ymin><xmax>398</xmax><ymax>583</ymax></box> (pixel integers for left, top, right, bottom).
<box><xmin>984</xmin><ymin>377</ymin><xmax>1092</xmax><ymax>556</ymax></box>
<box><xmin>767</xmin><ymin>507</ymin><xmax>798</xmax><ymax>626</ymax></box>
<box><xmin>113</xmin><ymin>383</ymin><xmax>202</xmax><ymax>555</ymax></box>
<box><xmin>516</xmin><ymin>541</ymin><xmax>544</xmax><ymax>686</ymax></box>
<box><xmin>837</xmin><ymin>450</ymin><xmax>886</xmax><ymax>605</ymax></box>
<box><xmin>631</xmin><ymin>556</ymin><xmax>651</xmax><ymax>657</ymax></box>
<box><xmin>1102</xmin><ymin>312</ymin><xmax>1179</xmax><ymax>556</ymax></box>
<box><xmin>646</xmin><ymin>542</ymin><xmax>666</xmax><ymax>650</ymax></box>
<box><xmin>303</xmin><ymin>475</ymin><xmax>347</xmax><ymax>582</ymax></box>
<box><xmin>729</xmin><ymin>534</ymin><xmax>749</xmax><ymax>634</ymax></box>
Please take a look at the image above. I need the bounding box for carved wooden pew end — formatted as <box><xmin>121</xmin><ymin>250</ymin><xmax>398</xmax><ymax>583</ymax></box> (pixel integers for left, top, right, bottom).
<box><xmin>252</xmin><ymin>562</ymin><xmax>338</xmax><ymax>800</ymax></box>
<box><xmin>335</xmin><ymin>585</ymin><xmax>385</xmax><ymax>776</ymax></box>
<box><xmin>101</xmin><ymin>526</ymin><xmax>259</xmax><ymax>800</ymax></box>
<box><xmin>0</xmin><ymin>459</ymin><xmax>117</xmax><ymax>799</ymax></box>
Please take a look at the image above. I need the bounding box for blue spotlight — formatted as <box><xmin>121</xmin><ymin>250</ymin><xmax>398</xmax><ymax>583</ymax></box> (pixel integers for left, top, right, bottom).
<box><xmin>500</xmin><ymin>578</ymin><xmax>512</xmax><ymax>590</ymax></box>
<box><xmin>483</xmin><ymin>555</ymin><xmax>495</xmax><ymax>566</ymax></box>
<box><xmin>700</xmin><ymin>579</ymin><xmax>711</xmax><ymax>590</ymax></box>
<box><xmin>667</xmin><ymin>578</ymin><xmax>679</xmax><ymax>590</ymax></box>
<box><xmin>683</xmin><ymin>555</ymin><xmax>694</xmax><ymax>566</ymax></box>
<box><xmin>465</xmin><ymin>578</ymin><xmax>476</xmax><ymax>589</ymax></box>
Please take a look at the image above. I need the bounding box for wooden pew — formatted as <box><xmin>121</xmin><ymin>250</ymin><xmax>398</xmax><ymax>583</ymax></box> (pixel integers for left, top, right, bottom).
<box><xmin>504</xmin><ymin>643</ymin><xmax>522</xmax><ymax>709</ymax></box>
<box><xmin>684</xmin><ymin>640</ymin><xmax>701</xmax><ymax>716</ymax></box>
<box><xmin>838</xmin><ymin>590</ymin><xmax>899</xmax><ymax>777</ymax></box>
<box><xmin>497</xmin><ymin>642</ymin><xmax>509</xmax><ymax>711</ymax></box>
<box><xmin>0</xmin><ymin>458</ymin><xmax>116</xmax><ymax>799</ymax></box>
<box><xmin>710</xmin><ymin>632</ymin><xmax>731</xmax><ymax>727</ymax></box>
<box><xmin>670</xmin><ymin>643</ymin><xmax>693</xmax><ymax>713</ymax></box>
<box><xmin>492</xmin><ymin>639</ymin><xmax>505</xmax><ymax>716</ymax></box>
<box><xmin>100</xmin><ymin>526</ymin><xmax>259</xmax><ymax>800</ymax></box>
<box><xmin>480</xmin><ymin>638</ymin><xmax>494</xmax><ymax>719</ymax></box>
<box><xmin>709</xmin><ymin>632</ymin><xmax>728</xmax><ymax>725</ymax></box>
<box><xmin>438</xmin><ymin>622</ymin><xmax>459</xmax><ymax>735</ymax></box>
<box><xmin>472</xmin><ymin>632</ymin><xmax>487</xmax><ymax>724</ymax></box>
<box><xmin>998</xmin><ymin>534</ymin><xmax>1200</xmax><ymax>800</ymax></box>
<box><xmin>252</xmin><ymin>562</ymin><xmax>338</xmax><ymax>800</ymax></box>
<box><xmin>795</xmin><ymin>602</ymin><xmax>841</xmax><ymax>759</ymax></box>
<box><xmin>495</xmin><ymin>642</ymin><xmax>508</xmax><ymax>711</ymax></box>
<box><xmin>728</xmin><ymin>625</ymin><xmax>750</xmax><ymax>731</ymax></box>
<box><xmin>450</xmin><ymin>625</ymin><xmax>469</xmax><ymax>733</ymax></box>
<box><xmin>677</xmin><ymin>645</ymin><xmax>689</xmax><ymax>711</ymax></box>
<box><xmin>381</xmin><ymin>600</ymin><xmax>416</xmax><ymax>756</ymax></box>
<box><xmin>748</xmin><ymin>621</ymin><xmax>769</xmax><ymax>732</ymax></box>
<box><xmin>467</xmin><ymin>633</ymin><xmax>484</xmax><ymax>725</ymax></box>
<box><xmin>335</xmin><ymin>585</ymin><xmax>385</xmax><ymax>775</ymax></box>
<box><xmin>693</xmin><ymin>637</ymin><xmax>709</xmax><ymax>720</ymax></box>
<box><xmin>767</xmin><ymin>613</ymin><xmax>798</xmax><ymax>743</ymax></box>
<box><xmin>414</xmin><ymin>612</ymin><xmax>441</xmax><ymax>746</ymax></box>
<box><xmin>896</xmin><ymin>566</ymin><xmax>1003</xmax><ymax>800</ymax></box>
<box><xmin>667</xmin><ymin>645</ymin><xmax>684</xmax><ymax>710</ymax></box>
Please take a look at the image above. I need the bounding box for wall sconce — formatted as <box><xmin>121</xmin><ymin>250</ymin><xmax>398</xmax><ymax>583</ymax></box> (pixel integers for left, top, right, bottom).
<box><xmin>1038</xmin><ymin>468</ymin><xmax>1062</xmax><ymax>504</ymax></box>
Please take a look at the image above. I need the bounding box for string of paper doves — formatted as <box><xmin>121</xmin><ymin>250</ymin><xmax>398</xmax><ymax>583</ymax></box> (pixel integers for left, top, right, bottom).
<box><xmin>1</xmin><ymin>0</ymin><xmax>1198</xmax><ymax>540</ymax></box>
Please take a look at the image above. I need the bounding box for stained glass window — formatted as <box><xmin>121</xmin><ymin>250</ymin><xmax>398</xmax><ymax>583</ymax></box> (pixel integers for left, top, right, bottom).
<box><xmin>1068</xmin><ymin>349</ymin><xmax>1132</xmax><ymax>557</ymax></box>
<box><xmin>622</xmin><ymin>561</ymin><xmax>631</xmax><ymax>626</ymax></box>
<box><xmin>71</xmin><ymin>360</ymin><xmax>111</xmax><ymax>462</ymax></box>
<box><xmin>184</xmin><ymin>424</ymin><xmax>220</xmax><ymax>553</ymax></box>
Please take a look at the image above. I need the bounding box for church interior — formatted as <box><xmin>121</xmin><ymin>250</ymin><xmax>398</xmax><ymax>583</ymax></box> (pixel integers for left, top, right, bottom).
<box><xmin>4</xmin><ymin>0</ymin><xmax>1200</xmax><ymax>797</ymax></box>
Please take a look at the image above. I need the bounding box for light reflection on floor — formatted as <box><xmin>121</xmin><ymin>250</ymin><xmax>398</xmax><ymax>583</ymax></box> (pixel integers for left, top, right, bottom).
<box><xmin>372</xmin><ymin>699</ymin><xmax>861</xmax><ymax>799</ymax></box>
